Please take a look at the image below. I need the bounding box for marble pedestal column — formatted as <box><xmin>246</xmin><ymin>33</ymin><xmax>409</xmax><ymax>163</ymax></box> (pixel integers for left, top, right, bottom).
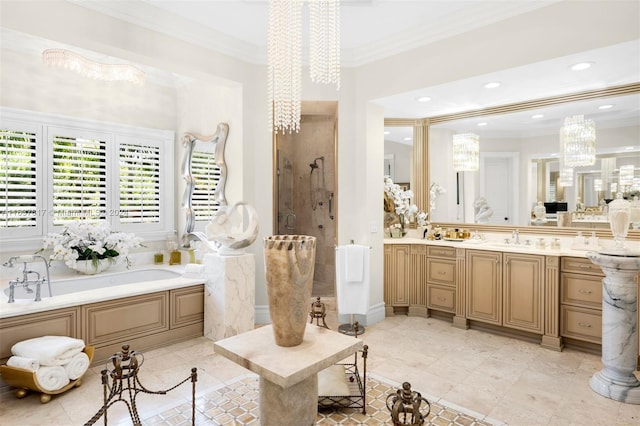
<box><xmin>202</xmin><ymin>253</ymin><xmax>255</xmax><ymax>341</ymax></box>
<box><xmin>587</xmin><ymin>252</ymin><xmax>640</xmax><ymax>404</ymax></box>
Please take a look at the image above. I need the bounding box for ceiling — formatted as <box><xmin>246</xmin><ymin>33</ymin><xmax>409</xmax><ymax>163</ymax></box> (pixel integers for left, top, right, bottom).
<box><xmin>45</xmin><ymin>1</ymin><xmax>640</xmax><ymax>142</ymax></box>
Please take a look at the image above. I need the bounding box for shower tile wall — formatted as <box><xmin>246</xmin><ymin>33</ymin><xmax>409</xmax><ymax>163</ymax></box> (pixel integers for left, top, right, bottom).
<box><xmin>277</xmin><ymin>114</ymin><xmax>336</xmax><ymax>297</ymax></box>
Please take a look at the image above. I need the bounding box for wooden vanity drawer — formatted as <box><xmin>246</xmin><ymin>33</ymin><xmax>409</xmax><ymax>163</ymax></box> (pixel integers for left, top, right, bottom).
<box><xmin>427</xmin><ymin>284</ymin><xmax>455</xmax><ymax>313</ymax></box>
<box><xmin>561</xmin><ymin>257</ymin><xmax>603</xmax><ymax>276</ymax></box>
<box><xmin>427</xmin><ymin>258</ymin><xmax>456</xmax><ymax>286</ymax></box>
<box><xmin>561</xmin><ymin>306</ymin><xmax>602</xmax><ymax>344</ymax></box>
<box><xmin>427</xmin><ymin>246</ymin><xmax>456</xmax><ymax>259</ymax></box>
<box><xmin>561</xmin><ymin>273</ymin><xmax>602</xmax><ymax>308</ymax></box>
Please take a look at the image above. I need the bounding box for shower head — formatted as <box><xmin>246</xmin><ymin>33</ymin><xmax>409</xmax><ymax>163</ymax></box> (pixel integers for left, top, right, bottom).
<box><xmin>310</xmin><ymin>161</ymin><xmax>319</xmax><ymax>169</ymax></box>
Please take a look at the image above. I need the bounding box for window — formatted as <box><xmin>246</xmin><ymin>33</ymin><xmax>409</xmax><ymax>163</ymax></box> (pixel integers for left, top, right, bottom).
<box><xmin>0</xmin><ymin>108</ymin><xmax>174</xmax><ymax>249</ymax></box>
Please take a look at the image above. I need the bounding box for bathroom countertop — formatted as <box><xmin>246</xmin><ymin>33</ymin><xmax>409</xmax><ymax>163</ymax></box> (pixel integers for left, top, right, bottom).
<box><xmin>383</xmin><ymin>235</ymin><xmax>639</xmax><ymax>258</ymax></box>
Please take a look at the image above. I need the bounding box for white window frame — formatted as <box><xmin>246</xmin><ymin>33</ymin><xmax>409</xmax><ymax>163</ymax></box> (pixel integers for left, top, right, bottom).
<box><xmin>0</xmin><ymin>107</ymin><xmax>175</xmax><ymax>251</ymax></box>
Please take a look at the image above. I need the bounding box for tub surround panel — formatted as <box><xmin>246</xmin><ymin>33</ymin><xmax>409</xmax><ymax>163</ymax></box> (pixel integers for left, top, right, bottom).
<box><xmin>171</xmin><ymin>286</ymin><xmax>205</xmax><ymax>328</ymax></box>
<box><xmin>202</xmin><ymin>253</ymin><xmax>255</xmax><ymax>341</ymax></box>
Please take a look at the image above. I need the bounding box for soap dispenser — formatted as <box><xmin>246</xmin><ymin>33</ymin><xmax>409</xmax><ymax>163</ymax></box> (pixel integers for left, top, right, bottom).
<box><xmin>167</xmin><ymin>230</ymin><xmax>182</xmax><ymax>265</ymax></box>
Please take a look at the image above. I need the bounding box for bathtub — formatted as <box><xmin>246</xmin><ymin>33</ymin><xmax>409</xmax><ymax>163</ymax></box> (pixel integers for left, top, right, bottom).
<box><xmin>0</xmin><ymin>266</ymin><xmax>206</xmax><ymax>319</ymax></box>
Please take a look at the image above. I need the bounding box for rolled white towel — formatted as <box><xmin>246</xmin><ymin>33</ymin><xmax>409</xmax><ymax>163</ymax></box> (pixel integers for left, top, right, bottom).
<box><xmin>12</xmin><ymin>336</ymin><xmax>85</xmax><ymax>366</ymax></box>
<box><xmin>183</xmin><ymin>263</ymin><xmax>206</xmax><ymax>278</ymax></box>
<box><xmin>64</xmin><ymin>352</ymin><xmax>90</xmax><ymax>380</ymax></box>
<box><xmin>35</xmin><ymin>365</ymin><xmax>70</xmax><ymax>392</ymax></box>
<box><xmin>6</xmin><ymin>356</ymin><xmax>40</xmax><ymax>372</ymax></box>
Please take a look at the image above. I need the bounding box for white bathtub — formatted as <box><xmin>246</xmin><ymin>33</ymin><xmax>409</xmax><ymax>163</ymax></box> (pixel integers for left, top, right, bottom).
<box><xmin>0</xmin><ymin>266</ymin><xmax>205</xmax><ymax>319</ymax></box>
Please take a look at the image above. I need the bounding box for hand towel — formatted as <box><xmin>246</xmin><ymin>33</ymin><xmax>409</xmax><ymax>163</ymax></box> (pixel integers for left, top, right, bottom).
<box><xmin>335</xmin><ymin>245</ymin><xmax>370</xmax><ymax>315</ymax></box>
<box><xmin>12</xmin><ymin>336</ymin><xmax>85</xmax><ymax>366</ymax></box>
<box><xmin>6</xmin><ymin>356</ymin><xmax>40</xmax><ymax>372</ymax></box>
<box><xmin>182</xmin><ymin>263</ymin><xmax>206</xmax><ymax>278</ymax></box>
<box><xmin>64</xmin><ymin>352</ymin><xmax>90</xmax><ymax>380</ymax></box>
<box><xmin>344</xmin><ymin>245</ymin><xmax>365</xmax><ymax>282</ymax></box>
<box><xmin>35</xmin><ymin>365</ymin><xmax>70</xmax><ymax>392</ymax></box>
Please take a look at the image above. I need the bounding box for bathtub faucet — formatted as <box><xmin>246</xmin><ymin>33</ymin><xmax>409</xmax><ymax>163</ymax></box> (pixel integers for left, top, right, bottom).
<box><xmin>4</xmin><ymin>255</ymin><xmax>52</xmax><ymax>303</ymax></box>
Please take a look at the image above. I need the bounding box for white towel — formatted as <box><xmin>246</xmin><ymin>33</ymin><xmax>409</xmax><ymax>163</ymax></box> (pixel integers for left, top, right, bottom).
<box><xmin>12</xmin><ymin>336</ymin><xmax>85</xmax><ymax>366</ymax></box>
<box><xmin>6</xmin><ymin>356</ymin><xmax>40</xmax><ymax>372</ymax></box>
<box><xmin>35</xmin><ymin>365</ymin><xmax>70</xmax><ymax>392</ymax></box>
<box><xmin>182</xmin><ymin>263</ymin><xmax>206</xmax><ymax>278</ymax></box>
<box><xmin>344</xmin><ymin>245</ymin><xmax>366</xmax><ymax>282</ymax></box>
<box><xmin>335</xmin><ymin>245</ymin><xmax>370</xmax><ymax>316</ymax></box>
<box><xmin>64</xmin><ymin>352</ymin><xmax>90</xmax><ymax>380</ymax></box>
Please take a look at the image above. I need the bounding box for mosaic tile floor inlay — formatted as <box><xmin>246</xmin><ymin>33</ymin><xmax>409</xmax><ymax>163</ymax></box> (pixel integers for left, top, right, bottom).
<box><xmin>142</xmin><ymin>373</ymin><xmax>502</xmax><ymax>425</ymax></box>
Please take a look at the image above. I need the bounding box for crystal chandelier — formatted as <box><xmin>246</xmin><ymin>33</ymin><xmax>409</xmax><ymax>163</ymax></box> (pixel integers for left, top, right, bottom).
<box><xmin>558</xmin><ymin>164</ymin><xmax>573</xmax><ymax>187</ymax></box>
<box><xmin>268</xmin><ymin>0</ymin><xmax>340</xmax><ymax>134</ymax></box>
<box><xmin>452</xmin><ymin>133</ymin><xmax>480</xmax><ymax>172</ymax></box>
<box><xmin>42</xmin><ymin>49</ymin><xmax>145</xmax><ymax>85</ymax></box>
<box><xmin>560</xmin><ymin>115</ymin><xmax>596</xmax><ymax>167</ymax></box>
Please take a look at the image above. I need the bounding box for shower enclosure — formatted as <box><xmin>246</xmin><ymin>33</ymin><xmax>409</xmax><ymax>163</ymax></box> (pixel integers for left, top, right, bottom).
<box><xmin>274</xmin><ymin>102</ymin><xmax>337</xmax><ymax>297</ymax></box>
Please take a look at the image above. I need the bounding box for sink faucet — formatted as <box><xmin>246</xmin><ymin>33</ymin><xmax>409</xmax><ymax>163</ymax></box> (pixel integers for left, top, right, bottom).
<box><xmin>512</xmin><ymin>229</ymin><xmax>520</xmax><ymax>245</ymax></box>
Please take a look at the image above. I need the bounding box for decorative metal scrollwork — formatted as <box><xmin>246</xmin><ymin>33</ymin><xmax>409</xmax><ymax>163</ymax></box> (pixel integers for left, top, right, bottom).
<box><xmin>386</xmin><ymin>381</ymin><xmax>431</xmax><ymax>426</ymax></box>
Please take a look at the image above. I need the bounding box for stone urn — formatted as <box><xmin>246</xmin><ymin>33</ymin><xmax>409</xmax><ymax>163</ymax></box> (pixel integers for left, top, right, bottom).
<box><xmin>263</xmin><ymin>235</ymin><xmax>316</xmax><ymax>347</ymax></box>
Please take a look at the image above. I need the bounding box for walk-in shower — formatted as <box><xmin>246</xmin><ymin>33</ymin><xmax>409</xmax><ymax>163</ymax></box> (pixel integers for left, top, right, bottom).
<box><xmin>309</xmin><ymin>156</ymin><xmax>325</xmax><ymax>211</ymax></box>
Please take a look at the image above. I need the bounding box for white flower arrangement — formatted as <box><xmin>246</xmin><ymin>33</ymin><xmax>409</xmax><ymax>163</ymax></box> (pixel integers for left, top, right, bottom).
<box><xmin>40</xmin><ymin>221</ymin><xmax>143</xmax><ymax>269</ymax></box>
<box><xmin>384</xmin><ymin>177</ymin><xmax>428</xmax><ymax>226</ymax></box>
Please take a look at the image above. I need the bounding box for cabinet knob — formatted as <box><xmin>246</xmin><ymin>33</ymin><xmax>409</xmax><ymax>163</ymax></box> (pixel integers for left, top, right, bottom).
<box><xmin>578</xmin><ymin>289</ymin><xmax>592</xmax><ymax>294</ymax></box>
<box><xmin>577</xmin><ymin>322</ymin><xmax>592</xmax><ymax>328</ymax></box>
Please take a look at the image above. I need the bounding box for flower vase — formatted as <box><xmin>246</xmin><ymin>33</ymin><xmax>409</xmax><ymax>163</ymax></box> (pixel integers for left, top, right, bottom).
<box><xmin>263</xmin><ymin>235</ymin><xmax>316</xmax><ymax>347</ymax></box>
<box><xmin>73</xmin><ymin>259</ymin><xmax>115</xmax><ymax>275</ymax></box>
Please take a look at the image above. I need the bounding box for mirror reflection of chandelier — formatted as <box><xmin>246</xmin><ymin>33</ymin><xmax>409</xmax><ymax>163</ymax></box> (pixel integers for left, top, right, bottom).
<box><xmin>42</xmin><ymin>49</ymin><xmax>145</xmax><ymax>85</ymax></box>
<box><xmin>267</xmin><ymin>0</ymin><xmax>340</xmax><ymax>134</ymax></box>
<box><xmin>452</xmin><ymin>133</ymin><xmax>479</xmax><ymax>172</ymax></box>
<box><xmin>560</xmin><ymin>115</ymin><xmax>596</xmax><ymax>167</ymax></box>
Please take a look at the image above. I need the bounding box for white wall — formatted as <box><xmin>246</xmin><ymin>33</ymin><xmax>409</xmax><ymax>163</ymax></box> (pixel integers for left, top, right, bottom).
<box><xmin>1</xmin><ymin>0</ymin><xmax>638</xmax><ymax>326</ymax></box>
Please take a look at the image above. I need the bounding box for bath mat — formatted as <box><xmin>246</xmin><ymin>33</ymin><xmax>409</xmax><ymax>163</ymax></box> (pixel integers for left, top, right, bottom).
<box><xmin>141</xmin><ymin>373</ymin><xmax>505</xmax><ymax>425</ymax></box>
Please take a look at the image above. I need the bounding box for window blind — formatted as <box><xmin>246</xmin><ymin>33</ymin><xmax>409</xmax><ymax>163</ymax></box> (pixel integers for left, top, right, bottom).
<box><xmin>191</xmin><ymin>150</ymin><xmax>221</xmax><ymax>221</ymax></box>
<box><xmin>119</xmin><ymin>143</ymin><xmax>161</xmax><ymax>224</ymax></box>
<box><xmin>0</xmin><ymin>129</ymin><xmax>38</xmax><ymax>228</ymax></box>
<box><xmin>52</xmin><ymin>135</ymin><xmax>107</xmax><ymax>225</ymax></box>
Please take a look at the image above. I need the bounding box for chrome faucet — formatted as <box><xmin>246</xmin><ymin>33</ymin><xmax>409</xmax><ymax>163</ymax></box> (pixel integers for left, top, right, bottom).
<box><xmin>3</xmin><ymin>255</ymin><xmax>52</xmax><ymax>303</ymax></box>
<box><xmin>512</xmin><ymin>229</ymin><xmax>520</xmax><ymax>245</ymax></box>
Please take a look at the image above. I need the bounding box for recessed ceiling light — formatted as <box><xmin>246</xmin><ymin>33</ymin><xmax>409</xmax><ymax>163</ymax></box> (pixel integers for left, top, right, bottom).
<box><xmin>477</xmin><ymin>122</ymin><xmax>488</xmax><ymax>127</ymax></box>
<box><xmin>483</xmin><ymin>82</ymin><xmax>500</xmax><ymax>89</ymax></box>
<box><xmin>403</xmin><ymin>137</ymin><xmax>412</xmax><ymax>141</ymax></box>
<box><xmin>570</xmin><ymin>62</ymin><xmax>592</xmax><ymax>71</ymax></box>
<box><xmin>598</xmin><ymin>104</ymin><xmax>614</xmax><ymax>110</ymax></box>
<box><xmin>384</xmin><ymin>131</ymin><xmax>390</xmax><ymax>135</ymax></box>
<box><xmin>416</xmin><ymin>96</ymin><xmax>431</xmax><ymax>102</ymax></box>
<box><xmin>531</xmin><ymin>114</ymin><xmax>544</xmax><ymax>119</ymax></box>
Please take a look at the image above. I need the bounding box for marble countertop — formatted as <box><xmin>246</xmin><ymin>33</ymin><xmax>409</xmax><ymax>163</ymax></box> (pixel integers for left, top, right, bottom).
<box><xmin>213</xmin><ymin>324</ymin><xmax>363</xmax><ymax>388</ymax></box>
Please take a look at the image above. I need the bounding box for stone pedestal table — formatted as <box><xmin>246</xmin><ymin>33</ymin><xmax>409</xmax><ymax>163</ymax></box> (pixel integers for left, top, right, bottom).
<box><xmin>213</xmin><ymin>324</ymin><xmax>363</xmax><ymax>425</ymax></box>
<box><xmin>587</xmin><ymin>251</ymin><xmax>640</xmax><ymax>404</ymax></box>
<box><xmin>202</xmin><ymin>253</ymin><xmax>255</xmax><ymax>341</ymax></box>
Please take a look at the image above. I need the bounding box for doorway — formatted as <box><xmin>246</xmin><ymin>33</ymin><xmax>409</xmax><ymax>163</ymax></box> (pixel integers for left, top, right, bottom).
<box><xmin>480</xmin><ymin>152</ymin><xmax>519</xmax><ymax>225</ymax></box>
<box><xmin>274</xmin><ymin>101</ymin><xmax>338</xmax><ymax>297</ymax></box>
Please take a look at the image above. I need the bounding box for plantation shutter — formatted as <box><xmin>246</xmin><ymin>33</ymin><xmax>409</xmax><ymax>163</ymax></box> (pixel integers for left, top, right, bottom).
<box><xmin>0</xmin><ymin>127</ymin><xmax>39</xmax><ymax>229</ymax></box>
<box><xmin>119</xmin><ymin>142</ymin><xmax>161</xmax><ymax>224</ymax></box>
<box><xmin>51</xmin><ymin>134</ymin><xmax>107</xmax><ymax>225</ymax></box>
<box><xmin>191</xmin><ymin>150</ymin><xmax>221</xmax><ymax>221</ymax></box>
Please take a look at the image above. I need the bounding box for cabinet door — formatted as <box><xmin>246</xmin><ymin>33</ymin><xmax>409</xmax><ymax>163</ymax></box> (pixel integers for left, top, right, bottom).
<box><xmin>391</xmin><ymin>245</ymin><xmax>410</xmax><ymax>306</ymax></box>
<box><xmin>466</xmin><ymin>250</ymin><xmax>502</xmax><ymax>325</ymax></box>
<box><xmin>503</xmin><ymin>253</ymin><xmax>544</xmax><ymax>334</ymax></box>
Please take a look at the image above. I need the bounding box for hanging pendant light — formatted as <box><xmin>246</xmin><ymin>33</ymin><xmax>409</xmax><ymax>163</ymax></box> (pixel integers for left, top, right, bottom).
<box><xmin>452</xmin><ymin>133</ymin><xmax>479</xmax><ymax>172</ymax></box>
<box><xmin>560</xmin><ymin>115</ymin><xmax>596</xmax><ymax>167</ymax></box>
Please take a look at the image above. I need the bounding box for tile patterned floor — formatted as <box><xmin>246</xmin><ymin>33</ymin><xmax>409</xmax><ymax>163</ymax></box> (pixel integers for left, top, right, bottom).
<box><xmin>141</xmin><ymin>374</ymin><xmax>500</xmax><ymax>426</ymax></box>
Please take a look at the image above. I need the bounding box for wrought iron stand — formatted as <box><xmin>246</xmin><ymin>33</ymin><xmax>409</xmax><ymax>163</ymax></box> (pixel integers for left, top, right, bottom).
<box><xmin>84</xmin><ymin>345</ymin><xmax>198</xmax><ymax>426</ymax></box>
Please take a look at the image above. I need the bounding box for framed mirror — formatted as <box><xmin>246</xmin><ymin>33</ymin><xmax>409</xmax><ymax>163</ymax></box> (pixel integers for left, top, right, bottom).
<box><xmin>181</xmin><ymin>123</ymin><xmax>229</xmax><ymax>246</ymax></box>
<box><xmin>388</xmin><ymin>83</ymin><xmax>640</xmax><ymax>239</ymax></box>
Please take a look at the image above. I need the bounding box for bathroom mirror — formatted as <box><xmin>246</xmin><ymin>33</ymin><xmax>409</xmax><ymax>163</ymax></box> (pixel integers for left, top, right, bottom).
<box><xmin>423</xmin><ymin>85</ymin><xmax>640</xmax><ymax>234</ymax></box>
<box><xmin>182</xmin><ymin>123</ymin><xmax>229</xmax><ymax>247</ymax></box>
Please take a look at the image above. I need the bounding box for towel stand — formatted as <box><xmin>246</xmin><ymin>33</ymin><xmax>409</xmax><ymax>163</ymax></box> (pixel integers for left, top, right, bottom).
<box><xmin>336</xmin><ymin>242</ymin><xmax>371</xmax><ymax>336</ymax></box>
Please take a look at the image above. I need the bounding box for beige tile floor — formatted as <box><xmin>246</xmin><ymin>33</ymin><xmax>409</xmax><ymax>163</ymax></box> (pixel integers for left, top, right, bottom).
<box><xmin>1</xmin><ymin>306</ymin><xmax>639</xmax><ymax>425</ymax></box>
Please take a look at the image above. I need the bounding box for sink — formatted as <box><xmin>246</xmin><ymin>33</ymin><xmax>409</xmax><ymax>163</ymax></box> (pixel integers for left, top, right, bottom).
<box><xmin>485</xmin><ymin>242</ymin><xmax>536</xmax><ymax>250</ymax></box>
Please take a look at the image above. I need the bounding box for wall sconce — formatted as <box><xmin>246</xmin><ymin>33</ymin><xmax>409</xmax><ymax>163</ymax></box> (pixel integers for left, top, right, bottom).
<box><xmin>452</xmin><ymin>133</ymin><xmax>479</xmax><ymax>172</ymax></box>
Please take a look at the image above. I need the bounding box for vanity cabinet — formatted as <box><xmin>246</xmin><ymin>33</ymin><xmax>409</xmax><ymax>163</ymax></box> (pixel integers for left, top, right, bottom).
<box><xmin>466</xmin><ymin>250</ymin><xmax>545</xmax><ymax>334</ymax></box>
<box><xmin>426</xmin><ymin>246</ymin><xmax>457</xmax><ymax>314</ymax></box>
<box><xmin>466</xmin><ymin>250</ymin><xmax>502</xmax><ymax>325</ymax></box>
<box><xmin>408</xmin><ymin>245</ymin><xmax>428</xmax><ymax>317</ymax></box>
<box><xmin>560</xmin><ymin>257</ymin><xmax>603</xmax><ymax>344</ymax></box>
<box><xmin>384</xmin><ymin>244</ymin><xmax>410</xmax><ymax>315</ymax></box>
